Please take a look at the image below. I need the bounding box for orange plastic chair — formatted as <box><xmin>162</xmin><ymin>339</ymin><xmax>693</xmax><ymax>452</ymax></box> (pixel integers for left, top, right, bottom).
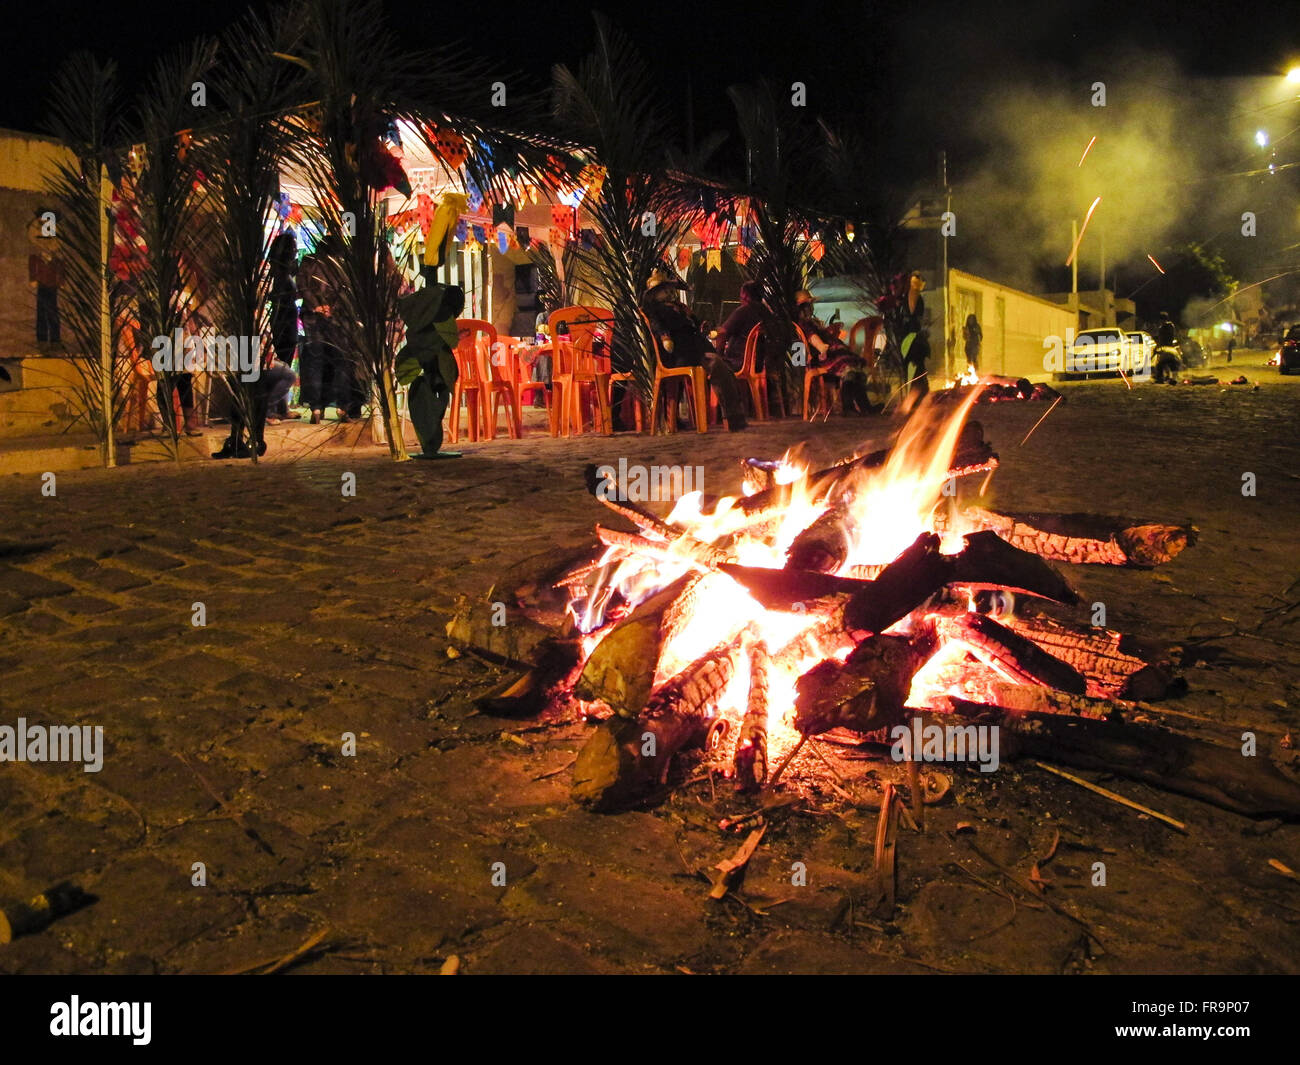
<box><xmin>550</xmin><ymin>306</ymin><xmax>614</xmax><ymax>436</ymax></box>
<box><xmin>449</xmin><ymin>320</ymin><xmax>488</xmax><ymax>443</ymax></box>
<box><xmin>645</xmin><ymin>310</ymin><xmax>708</xmax><ymax>434</ymax></box>
<box><xmin>800</xmin><ymin>324</ymin><xmax>840</xmax><ymax>420</ymax></box>
<box><xmin>736</xmin><ymin>322</ymin><xmax>770</xmax><ymax>421</ymax></box>
<box><xmin>459</xmin><ymin>320</ymin><xmax>521</xmax><ymax>440</ymax></box>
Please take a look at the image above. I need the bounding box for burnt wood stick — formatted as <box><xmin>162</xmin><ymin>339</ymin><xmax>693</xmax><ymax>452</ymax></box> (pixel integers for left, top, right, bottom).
<box><xmin>933</xmin><ymin>613</ymin><xmax>1088</xmax><ymax>695</ymax></box>
<box><xmin>704</xmin><ymin>430</ymin><xmax>999</xmax><ymax>518</ymax></box>
<box><xmin>583</xmin><ymin>463</ymin><xmax>679</xmax><ymax>538</ymax></box>
<box><xmin>571</xmin><ymin>634</ymin><xmax>747</xmax><ymax>810</ymax></box>
<box><xmin>962</xmin><ymin>507</ymin><xmax>1197</xmax><ymax>567</ymax></box>
<box><xmin>939</xmin><ymin>703</ymin><xmax>1300</xmax><ymax>820</ymax></box>
<box><xmin>793</xmin><ymin>634</ymin><xmax>927</xmax><ymax>737</ymax></box>
<box><xmin>733</xmin><ymin>638</ymin><xmax>771</xmax><ymax>792</ymax></box>
<box><xmin>946</xmin><ymin>531</ymin><xmax>1079</xmax><ymax>605</ymax></box>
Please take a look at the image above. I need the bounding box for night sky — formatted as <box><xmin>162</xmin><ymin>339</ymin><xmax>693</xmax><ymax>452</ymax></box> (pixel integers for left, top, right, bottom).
<box><xmin>7</xmin><ymin>0</ymin><xmax>1300</xmax><ymax>314</ymax></box>
<box><xmin>7</xmin><ymin>0</ymin><xmax>1294</xmax><ymax>176</ymax></box>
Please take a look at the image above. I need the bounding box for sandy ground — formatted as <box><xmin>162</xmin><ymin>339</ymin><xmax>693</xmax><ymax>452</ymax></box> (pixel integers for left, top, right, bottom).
<box><xmin>0</xmin><ymin>354</ymin><xmax>1297</xmax><ymax>974</ymax></box>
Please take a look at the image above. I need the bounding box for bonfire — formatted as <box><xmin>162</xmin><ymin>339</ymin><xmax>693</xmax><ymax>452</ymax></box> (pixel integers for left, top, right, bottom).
<box><xmin>449</xmin><ymin>390</ymin><xmax>1300</xmax><ymax>827</ymax></box>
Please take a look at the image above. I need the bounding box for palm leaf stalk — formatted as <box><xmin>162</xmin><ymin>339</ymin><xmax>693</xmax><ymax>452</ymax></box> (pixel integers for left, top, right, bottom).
<box><xmin>128</xmin><ymin>40</ymin><xmax>220</xmax><ymax>457</ymax></box>
<box><xmin>40</xmin><ymin>54</ymin><xmax>134</xmax><ymax>466</ymax></box>
<box><xmin>193</xmin><ymin>8</ymin><xmax>309</xmax><ymax>463</ymax></box>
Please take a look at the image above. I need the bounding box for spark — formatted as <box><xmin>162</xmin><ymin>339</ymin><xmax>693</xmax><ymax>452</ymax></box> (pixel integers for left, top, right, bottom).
<box><xmin>1019</xmin><ymin>395</ymin><xmax>1063</xmax><ymax>447</ymax></box>
<box><xmin>1065</xmin><ymin>197</ymin><xmax>1102</xmax><ymax>267</ymax></box>
<box><xmin>1147</xmin><ymin>254</ymin><xmax>1166</xmax><ymax>274</ymax></box>
<box><xmin>1076</xmin><ymin>135</ymin><xmax>1097</xmax><ymax>167</ymax></box>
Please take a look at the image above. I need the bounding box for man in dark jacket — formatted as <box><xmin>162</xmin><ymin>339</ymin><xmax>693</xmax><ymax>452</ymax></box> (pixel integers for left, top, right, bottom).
<box><xmin>642</xmin><ymin>268</ymin><xmax>746</xmax><ymax>431</ymax></box>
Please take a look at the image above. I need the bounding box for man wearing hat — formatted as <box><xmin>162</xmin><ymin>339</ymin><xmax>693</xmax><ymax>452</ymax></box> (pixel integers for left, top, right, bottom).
<box><xmin>795</xmin><ymin>289</ymin><xmax>870</xmax><ymax>412</ymax></box>
<box><xmin>642</xmin><ymin>267</ymin><xmax>746</xmax><ymax>430</ymax></box>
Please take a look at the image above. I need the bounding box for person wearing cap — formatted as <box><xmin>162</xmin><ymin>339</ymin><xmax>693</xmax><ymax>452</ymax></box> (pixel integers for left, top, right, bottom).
<box><xmin>642</xmin><ymin>267</ymin><xmax>746</xmax><ymax>431</ymax></box>
<box><xmin>795</xmin><ymin>289</ymin><xmax>870</xmax><ymax>413</ymax></box>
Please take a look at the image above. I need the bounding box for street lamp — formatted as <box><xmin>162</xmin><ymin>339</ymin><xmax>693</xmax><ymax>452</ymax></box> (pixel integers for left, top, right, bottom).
<box><xmin>1256</xmin><ymin>129</ymin><xmax>1270</xmax><ymax>147</ymax></box>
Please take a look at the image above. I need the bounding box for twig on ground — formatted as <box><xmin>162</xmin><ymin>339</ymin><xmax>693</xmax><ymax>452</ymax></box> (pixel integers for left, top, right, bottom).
<box><xmin>1034</xmin><ymin>761</ymin><xmax>1187</xmax><ymax>833</ymax></box>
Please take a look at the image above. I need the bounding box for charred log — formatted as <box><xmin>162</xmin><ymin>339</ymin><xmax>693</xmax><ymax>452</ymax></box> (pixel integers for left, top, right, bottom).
<box><xmin>785</xmin><ymin>502</ymin><xmax>858</xmax><ymax>573</ymax></box>
<box><xmin>1001</xmin><ymin>612</ymin><xmax>1179</xmax><ymax>700</ymax></box>
<box><xmin>962</xmin><ymin>507</ymin><xmax>1197</xmax><ymax>567</ymax></box>
<box><xmin>941</xmin><ymin>702</ymin><xmax>1300</xmax><ymax>820</ymax></box>
<box><xmin>793</xmin><ymin>635</ymin><xmax>927</xmax><ymax>737</ymax></box>
<box><xmin>931</xmin><ymin>612</ymin><xmax>1088</xmax><ymax>695</ymax></box>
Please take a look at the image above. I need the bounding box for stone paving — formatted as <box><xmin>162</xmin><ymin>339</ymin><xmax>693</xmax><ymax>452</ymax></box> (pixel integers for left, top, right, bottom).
<box><xmin>1</xmin><ymin>360</ymin><xmax>1298</xmax><ymax>974</ymax></box>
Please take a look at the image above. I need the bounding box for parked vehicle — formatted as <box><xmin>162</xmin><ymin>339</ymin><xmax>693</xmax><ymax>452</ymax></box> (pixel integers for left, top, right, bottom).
<box><xmin>1067</xmin><ymin>328</ymin><xmax>1129</xmax><ymax>375</ymax></box>
<box><xmin>1279</xmin><ymin>325</ymin><xmax>1300</xmax><ymax>375</ymax></box>
<box><xmin>1124</xmin><ymin>331</ymin><xmax>1155</xmax><ymax>376</ymax></box>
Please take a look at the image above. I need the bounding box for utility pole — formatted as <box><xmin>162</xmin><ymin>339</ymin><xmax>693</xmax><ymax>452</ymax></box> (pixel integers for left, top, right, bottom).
<box><xmin>1071</xmin><ymin>218</ymin><xmax>1079</xmax><ymax>327</ymax></box>
<box><xmin>940</xmin><ymin>150</ymin><xmax>950</xmax><ymax>382</ymax></box>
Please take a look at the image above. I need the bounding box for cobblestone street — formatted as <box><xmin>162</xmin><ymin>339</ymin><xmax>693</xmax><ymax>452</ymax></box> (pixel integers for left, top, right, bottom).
<box><xmin>2</xmin><ymin>366</ymin><xmax>1299</xmax><ymax>974</ymax></box>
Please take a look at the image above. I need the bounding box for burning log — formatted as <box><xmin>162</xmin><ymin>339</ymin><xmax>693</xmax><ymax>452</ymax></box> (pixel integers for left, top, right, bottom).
<box><xmin>571</xmin><ymin>633</ymin><xmax>747</xmax><ymax>810</ymax></box>
<box><xmin>793</xmin><ymin>635</ymin><xmax>928</xmax><ymax>737</ymax></box>
<box><xmin>733</xmin><ymin>637</ymin><xmax>771</xmax><ymax>792</ymax></box>
<box><xmin>930</xmin><ymin>612</ymin><xmax>1088</xmax><ymax>695</ymax></box>
<box><xmin>962</xmin><ymin>507</ymin><xmax>1197</xmax><ymax>567</ymax></box>
<box><xmin>1001</xmin><ymin>612</ymin><xmax>1178</xmax><ymax>700</ymax></box>
<box><xmin>583</xmin><ymin>464</ymin><xmax>679</xmax><ymax>539</ymax></box>
<box><xmin>574</xmin><ymin>573</ymin><xmax>701</xmax><ymax>715</ymax></box>
<box><xmin>785</xmin><ymin>502</ymin><xmax>858</xmax><ymax>573</ymax></box>
<box><xmin>940</xmin><ymin>702</ymin><xmax>1300</xmax><ymax>820</ymax></box>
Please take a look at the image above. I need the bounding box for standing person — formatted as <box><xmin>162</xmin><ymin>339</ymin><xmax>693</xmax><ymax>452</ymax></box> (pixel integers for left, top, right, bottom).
<box><xmin>1155</xmin><ymin>311</ymin><xmax>1177</xmax><ymax>348</ymax></box>
<box><xmin>267</xmin><ymin>232</ymin><xmax>299</xmax><ymax>420</ymax></box>
<box><xmin>901</xmin><ymin>271</ymin><xmax>930</xmax><ymax>397</ymax></box>
<box><xmin>963</xmin><ymin>313</ymin><xmax>982</xmax><ymax>374</ymax></box>
<box><xmin>297</xmin><ymin>235</ymin><xmax>349</xmax><ymax>423</ymax></box>
<box><xmin>28</xmin><ymin>210</ymin><xmax>62</xmax><ymax>349</ymax></box>
<box><xmin>642</xmin><ymin>268</ymin><xmax>746</xmax><ymax>431</ymax></box>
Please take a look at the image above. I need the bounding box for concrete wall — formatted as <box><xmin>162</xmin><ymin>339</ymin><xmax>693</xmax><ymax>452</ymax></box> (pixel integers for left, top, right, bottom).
<box><xmin>948</xmin><ymin>268</ymin><xmax>1076</xmax><ymax>381</ymax></box>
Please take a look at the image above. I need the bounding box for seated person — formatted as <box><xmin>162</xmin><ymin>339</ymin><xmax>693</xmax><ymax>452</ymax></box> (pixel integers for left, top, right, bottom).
<box><xmin>642</xmin><ymin>268</ymin><xmax>746</xmax><ymax>431</ymax></box>
<box><xmin>795</xmin><ymin>290</ymin><xmax>871</xmax><ymax>414</ymax></box>
<box><xmin>714</xmin><ymin>281</ymin><xmax>769</xmax><ymax>373</ymax></box>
